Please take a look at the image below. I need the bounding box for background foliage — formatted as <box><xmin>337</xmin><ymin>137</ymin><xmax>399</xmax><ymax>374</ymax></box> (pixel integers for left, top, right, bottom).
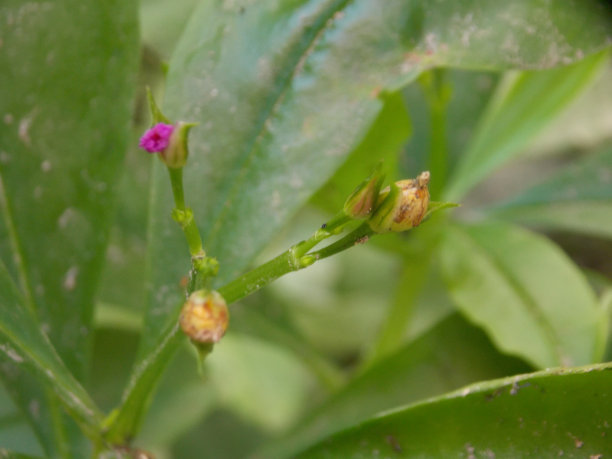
<box><xmin>1</xmin><ymin>0</ymin><xmax>611</xmax><ymax>457</ymax></box>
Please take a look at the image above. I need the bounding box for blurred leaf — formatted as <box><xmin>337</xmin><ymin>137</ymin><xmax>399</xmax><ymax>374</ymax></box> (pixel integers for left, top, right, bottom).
<box><xmin>206</xmin><ymin>333</ymin><xmax>314</xmax><ymax>433</ymax></box>
<box><xmin>140</xmin><ymin>0</ymin><xmax>201</xmax><ymax>58</ymax></box>
<box><xmin>440</xmin><ymin>222</ymin><xmax>605</xmax><ymax>369</ymax></box>
<box><xmin>136</xmin><ymin>344</ymin><xmax>216</xmax><ymax>450</ymax></box>
<box><xmin>0</xmin><ymin>262</ymin><xmax>103</xmax><ymax>439</ymax></box>
<box><xmin>299</xmin><ymin>362</ymin><xmax>612</xmax><ymax>458</ymax></box>
<box><xmin>489</xmin><ymin>144</ymin><xmax>612</xmax><ymax>239</ymax></box>
<box><xmin>445</xmin><ymin>51</ymin><xmax>610</xmax><ymax>200</ymax></box>
<box><xmin>261</xmin><ymin>313</ymin><xmax>530</xmax><ymax>459</ymax></box>
<box><xmin>141</xmin><ymin>0</ymin><xmax>612</xmax><ymax>352</ymax></box>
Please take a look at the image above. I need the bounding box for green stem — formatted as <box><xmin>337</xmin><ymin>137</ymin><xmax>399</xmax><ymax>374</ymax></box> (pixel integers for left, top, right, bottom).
<box><xmin>420</xmin><ymin>69</ymin><xmax>450</xmax><ymax>200</ymax></box>
<box><xmin>168</xmin><ymin>167</ymin><xmax>204</xmax><ymax>257</ymax></box>
<box><xmin>104</xmin><ymin>216</ymin><xmax>369</xmax><ymax>445</ymax></box>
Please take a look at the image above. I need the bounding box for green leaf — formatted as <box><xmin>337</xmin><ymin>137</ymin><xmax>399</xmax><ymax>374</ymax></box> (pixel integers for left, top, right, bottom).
<box><xmin>0</xmin><ymin>262</ymin><xmax>103</xmax><ymax>439</ymax></box>
<box><xmin>489</xmin><ymin>145</ymin><xmax>612</xmax><ymax>239</ymax></box>
<box><xmin>445</xmin><ymin>51</ymin><xmax>609</xmax><ymax>200</ymax></box>
<box><xmin>440</xmin><ymin>222</ymin><xmax>605</xmax><ymax>369</ymax></box>
<box><xmin>261</xmin><ymin>313</ymin><xmax>530</xmax><ymax>459</ymax></box>
<box><xmin>0</xmin><ymin>0</ymin><xmax>139</xmax><ymax>452</ymax></box>
<box><xmin>298</xmin><ymin>362</ymin><xmax>612</xmax><ymax>458</ymax></box>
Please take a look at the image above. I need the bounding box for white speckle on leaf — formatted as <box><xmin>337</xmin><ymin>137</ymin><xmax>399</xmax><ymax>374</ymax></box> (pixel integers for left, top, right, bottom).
<box><xmin>0</xmin><ymin>152</ymin><xmax>10</xmax><ymax>164</ymax></box>
<box><xmin>210</xmin><ymin>88</ymin><xmax>219</xmax><ymax>98</ymax></box>
<box><xmin>18</xmin><ymin>110</ymin><xmax>37</xmax><ymax>146</ymax></box>
<box><xmin>40</xmin><ymin>323</ymin><xmax>51</xmax><ymax>335</ymax></box>
<box><xmin>41</xmin><ymin>160</ymin><xmax>52</xmax><ymax>172</ymax></box>
<box><xmin>3</xmin><ymin>114</ymin><xmax>13</xmax><ymax>124</ymax></box>
<box><xmin>33</xmin><ymin>186</ymin><xmax>43</xmax><ymax>199</ymax></box>
<box><xmin>289</xmin><ymin>173</ymin><xmax>303</xmax><ymax>189</ymax></box>
<box><xmin>63</xmin><ymin>266</ymin><xmax>79</xmax><ymax>291</ymax></box>
<box><xmin>57</xmin><ymin>207</ymin><xmax>74</xmax><ymax>228</ymax></box>
<box><xmin>0</xmin><ymin>344</ymin><xmax>23</xmax><ymax>363</ymax></box>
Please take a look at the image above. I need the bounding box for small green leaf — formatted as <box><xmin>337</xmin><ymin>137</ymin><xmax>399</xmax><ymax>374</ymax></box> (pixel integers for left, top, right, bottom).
<box><xmin>445</xmin><ymin>51</ymin><xmax>609</xmax><ymax>200</ymax></box>
<box><xmin>298</xmin><ymin>362</ymin><xmax>612</xmax><ymax>458</ymax></box>
<box><xmin>440</xmin><ymin>222</ymin><xmax>605</xmax><ymax>368</ymax></box>
<box><xmin>489</xmin><ymin>144</ymin><xmax>612</xmax><ymax>239</ymax></box>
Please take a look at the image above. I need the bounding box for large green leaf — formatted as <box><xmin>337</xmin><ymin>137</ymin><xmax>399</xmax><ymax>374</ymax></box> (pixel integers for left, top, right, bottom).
<box><xmin>299</xmin><ymin>362</ymin><xmax>612</xmax><ymax>458</ymax></box>
<box><xmin>440</xmin><ymin>222</ymin><xmax>605</xmax><ymax>369</ymax></box>
<box><xmin>141</xmin><ymin>0</ymin><xmax>612</xmax><ymax>351</ymax></box>
<box><xmin>445</xmin><ymin>50</ymin><xmax>610</xmax><ymax>200</ymax></box>
<box><xmin>489</xmin><ymin>144</ymin><xmax>612</xmax><ymax>239</ymax></box>
<box><xmin>261</xmin><ymin>314</ymin><xmax>530</xmax><ymax>459</ymax></box>
<box><xmin>0</xmin><ymin>0</ymin><xmax>139</xmax><ymax>453</ymax></box>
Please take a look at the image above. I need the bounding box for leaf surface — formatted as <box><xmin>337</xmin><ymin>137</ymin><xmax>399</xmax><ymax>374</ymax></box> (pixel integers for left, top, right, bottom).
<box><xmin>440</xmin><ymin>222</ymin><xmax>604</xmax><ymax>368</ymax></box>
<box><xmin>299</xmin><ymin>362</ymin><xmax>612</xmax><ymax>458</ymax></box>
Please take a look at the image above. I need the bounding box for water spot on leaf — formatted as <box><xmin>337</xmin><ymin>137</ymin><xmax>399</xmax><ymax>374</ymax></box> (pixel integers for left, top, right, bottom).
<box><xmin>40</xmin><ymin>160</ymin><xmax>52</xmax><ymax>172</ymax></box>
<box><xmin>63</xmin><ymin>266</ymin><xmax>79</xmax><ymax>291</ymax></box>
<box><xmin>0</xmin><ymin>344</ymin><xmax>23</xmax><ymax>363</ymax></box>
<box><xmin>57</xmin><ymin>207</ymin><xmax>75</xmax><ymax>229</ymax></box>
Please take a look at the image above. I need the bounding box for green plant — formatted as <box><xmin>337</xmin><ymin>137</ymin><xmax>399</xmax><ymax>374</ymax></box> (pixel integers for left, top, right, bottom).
<box><xmin>1</xmin><ymin>0</ymin><xmax>612</xmax><ymax>457</ymax></box>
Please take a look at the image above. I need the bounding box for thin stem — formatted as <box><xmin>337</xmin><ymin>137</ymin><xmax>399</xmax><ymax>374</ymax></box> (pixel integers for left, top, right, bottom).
<box><xmin>219</xmin><ymin>214</ymin><xmax>355</xmax><ymax>304</ymax></box>
<box><xmin>167</xmin><ymin>167</ymin><xmax>204</xmax><ymax>257</ymax></box>
<box><xmin>420</xmin><ymin>69</ymin><xmax>450</xmax><ymax>200</ymax></box>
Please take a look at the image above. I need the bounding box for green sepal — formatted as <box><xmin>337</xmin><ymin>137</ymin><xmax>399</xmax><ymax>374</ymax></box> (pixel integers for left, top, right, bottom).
<box><xmin>343</xmin><ymin>163</ymin><xmax>385</xmax><ymax>219</ymax></box>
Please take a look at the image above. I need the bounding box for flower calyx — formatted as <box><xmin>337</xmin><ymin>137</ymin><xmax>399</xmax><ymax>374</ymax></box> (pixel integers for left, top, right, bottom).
<box><xmin>343</xmin><ymin>164</ymin><xmax>385</xmax><ymax>219</ymax></box>
<box><xmin>368</xmin><ymin>171</ymin><xmax>430</xmax><ymax>233</ymax></box>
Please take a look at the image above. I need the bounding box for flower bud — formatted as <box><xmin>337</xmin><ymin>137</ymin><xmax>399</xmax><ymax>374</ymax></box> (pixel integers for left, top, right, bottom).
<box><xmin>179</xmin><ymin>290</ymin><xmax>229</xmax><ymax>344</ymax></box>
<box><xmin>368</xmin><ymin>171</ymin><xmax>430</xmax><ymax>233</ymax></box>
<box><xmin>159</xmin><ymin>121</ymin><xmax>197</xmax><ymax>169</ymax></box>
<box><xmin>343</xmin><ymin>165</ymin><xmax>385</xmax><ymax>219</ymax></box>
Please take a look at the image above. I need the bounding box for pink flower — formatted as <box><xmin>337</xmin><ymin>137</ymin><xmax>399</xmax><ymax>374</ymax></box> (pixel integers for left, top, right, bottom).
<box><xmin>139</xmin><ymin>123</ymin><xmax>175</xmax><ymax>153</ymax></box>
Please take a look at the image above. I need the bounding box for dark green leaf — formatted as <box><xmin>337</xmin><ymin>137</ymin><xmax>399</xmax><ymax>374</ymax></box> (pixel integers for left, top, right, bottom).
<box><xmin>440</xmin><ymin>222</ymin><xmax>605</xmax><ymax>368</ymax></box>
<box><xmin>299</xmin><ymin>362</ymin><xmax>612</xmax><ymax>458</ymax></box>
<box><xmin>0</xmin><ymin>0</ymin><xmax>139</xmax><ymax>451</ymax></box>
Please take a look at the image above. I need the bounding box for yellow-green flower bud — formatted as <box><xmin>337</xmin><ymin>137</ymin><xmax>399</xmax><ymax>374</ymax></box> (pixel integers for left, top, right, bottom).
<box><xmin>160</xmin><ymin>121</ymin><xmax>197</xmax><ymax>169</ymax></box>
<box><xmin>368</xmin><ymin>171</ymin><xmax>430</xmax><ymax>233</ymax></box>
<box><xmin>179</xmin><ymin>290</ymin><xmax>229</xmax><ymax>344</ymax></box>
<box><xmin>343</xmin><ymin>165</ymin><xmax>385</xmax><ymax>219</ymax></box>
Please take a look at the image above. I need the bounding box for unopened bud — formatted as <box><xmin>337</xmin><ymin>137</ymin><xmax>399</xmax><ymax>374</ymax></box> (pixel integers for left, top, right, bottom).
<box><xmin>179</xmin><ymin>290</ymin><xmax>229</xmax><ymax>344</ymax></box>
<box><xmin>159</xmin><ymin>121</ymin><xmax>197</xmax><ymax>169</ymax></box>
<box><xmin>368</xmin><ymin>171</ymin><xmax>430</xmax><ymax>233</ymax></box>
<box><xmin>343</xmin><ymin>165</ymin><xmax>385</xmax><ymax>219</ymax></box>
